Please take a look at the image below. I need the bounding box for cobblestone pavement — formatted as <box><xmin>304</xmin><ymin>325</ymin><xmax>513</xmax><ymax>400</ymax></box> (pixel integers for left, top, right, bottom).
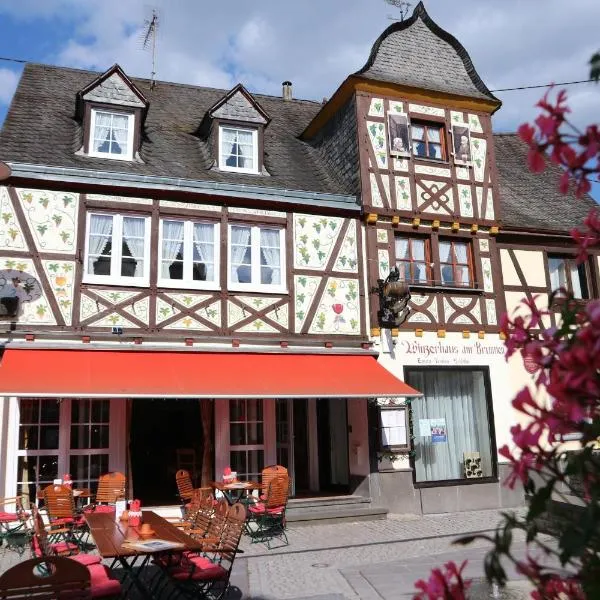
<box><xmin>1</xmin><ymin>509</ymin><xmax>535</xmax><ymax>599</ymax></box>
<box><xmin>238</xmin><ymin>508</ymin><xmax>533</xmax><ymax>599</ymax></box>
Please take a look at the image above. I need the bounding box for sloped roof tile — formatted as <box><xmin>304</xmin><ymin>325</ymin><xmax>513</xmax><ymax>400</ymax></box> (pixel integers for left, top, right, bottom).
<box><xmin>494</xmin><ymin>133</ymin><xmax>597</xmax><ymax>233</ymax></box>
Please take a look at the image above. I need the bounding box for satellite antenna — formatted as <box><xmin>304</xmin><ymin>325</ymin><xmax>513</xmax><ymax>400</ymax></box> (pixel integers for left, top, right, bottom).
<box><xmin>385</xmin><ymin>0</ymin><xmax>412</xmax><ymax>21</ymax></box>
<box><xmin>142</xmin><ymin>9</ymin><xmax>159</xmax><ymax>89</ymax></box>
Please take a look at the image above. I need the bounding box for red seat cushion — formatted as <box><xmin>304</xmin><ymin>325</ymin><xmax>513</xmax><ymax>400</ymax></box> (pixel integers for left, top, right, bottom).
<box><xmin>87</xmin><ymin>564</ymin><xmax>122</xmax><ymax>598</ymax></box>
<box><xmin>0</xmin><ymin>512</ymin><xmax>18</xmax><ymax>522</ymax></box>
<box><xmin>83</xmin><ymin>505</ymin><xmax>115</xmax><ymax>514</ymax></box>
<box><xmin>168</xmin><ymin>555</ymin><xmax>227</xmax><ymax>581</ymax></box>
<box><xmin>248</xmin><ymin>503</ymin><xmax>284</xmax><ymax>515</ymax></box>
<box><xmin>70</xmin><ymin>553</ymin><xmax>102</xmax><ymax>566</ymax></box>
<box><xmin>50</xmin><ymin>515</ymin><xmax>86</xmax><ymax>527</ymax></box>
<box><xmin>51</xmin><ymin>541</ymin><xmax>79</xmax><ymax>555</ymax></box>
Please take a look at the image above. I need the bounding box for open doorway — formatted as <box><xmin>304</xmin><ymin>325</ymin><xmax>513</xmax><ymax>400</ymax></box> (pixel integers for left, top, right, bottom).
<box><xmin>130</xmin><ymin>398</ymin><xmax>203</xmax><ymax>505</ymax></box>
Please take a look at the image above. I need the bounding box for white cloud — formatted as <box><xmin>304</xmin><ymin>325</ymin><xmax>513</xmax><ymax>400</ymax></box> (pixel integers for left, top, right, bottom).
<box><xmin>0</xmin><ymin>68</ymin><xmax>19</xmax><ymax>104</ymax></box>
<box><xmin>0</xmin><ymin>0</ymin><xmax>598</xmax><ymax>132</ymax></box>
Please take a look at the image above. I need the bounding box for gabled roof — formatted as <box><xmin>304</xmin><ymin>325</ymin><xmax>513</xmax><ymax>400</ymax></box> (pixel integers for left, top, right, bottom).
<box><xmin>494</xmin><ymin>133</ymin><xmax>598</xmax><ymax>233</ymax></box>
<box><xmin>208</xmin><ymin>83</ymin><xmax>270</xmax><ymax>125</ymax></box>
<box><xmin>78</xmin><ymin>64</ymin><xmax>149</xmax><ymax>109</ymax></box>
<box><xmin>0</xmin><ymin>64</ymin><xmax>351</xmax><ymax>197</ymax></box>
<box><xmin>355</xmin><ymin>2</ymin><xmax>500</xmax><ymax>104</ymax></box>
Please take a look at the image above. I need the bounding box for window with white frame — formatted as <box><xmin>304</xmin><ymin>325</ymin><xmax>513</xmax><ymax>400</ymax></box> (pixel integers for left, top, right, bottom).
<box><xmin>380</xmin><ymin>406</ymin><xmax>408</xmax><ymax>450</ymax></box>
<box><xmin>16</xmin><ymin>399</ymin><xmax>114</xmax><ymax>504</ymax></box>
<box><xmin>159</xmin><ymin>219</ymin><xmax>220</xmax><ymax>289</ymax></box>
<box><xmin>89</xmin><ymin>109</ymin><xmax>135</xmax><ymax>160</ymax></box>
<box><xmin>228</xmin><ymin>224</ymin><xmax>285</xmax><ymax>292</ymax></box>
<box><xmin>84</xmin><ymin>213</ymin><xmax>150</xmax><ymax>286</ymax></box>
<box><xmin>219</xmin><ymin>126</ymin><xmax>259</xmax><ymax>173</ymax></box>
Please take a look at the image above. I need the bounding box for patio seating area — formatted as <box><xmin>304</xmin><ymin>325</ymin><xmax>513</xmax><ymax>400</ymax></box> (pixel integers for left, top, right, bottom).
<box><xmin>0</xmin><ymin>465</ymin><xmax>291</xmax><ymax>598</ymax></box>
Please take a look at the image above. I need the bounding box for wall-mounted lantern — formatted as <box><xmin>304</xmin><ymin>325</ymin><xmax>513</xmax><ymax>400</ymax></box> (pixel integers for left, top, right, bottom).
<box><xmin>372</xmin><ymin>267</ymin><xmax>411</xmax><ymax>328</ymax></box>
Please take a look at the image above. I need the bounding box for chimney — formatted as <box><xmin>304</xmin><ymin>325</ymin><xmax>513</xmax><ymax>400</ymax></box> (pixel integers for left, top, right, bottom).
<box><xmin>282</xmin><ymin>81</ymin><xmax>293</xmax><ymax>101</ymax></box>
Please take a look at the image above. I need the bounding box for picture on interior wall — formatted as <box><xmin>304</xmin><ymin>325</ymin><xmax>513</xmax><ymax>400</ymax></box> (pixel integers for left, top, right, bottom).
<box><xmin>388</xmin><ymin>114</ymin><xmax>411</xmax><ymax>156</ymax></box>
<box><xmin>451</xmin><ymin>124</ymin><xmax>472</xmax><ymax>164</ymax></box>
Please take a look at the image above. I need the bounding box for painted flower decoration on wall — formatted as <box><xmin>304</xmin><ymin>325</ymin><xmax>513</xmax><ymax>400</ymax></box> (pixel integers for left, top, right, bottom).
<box><xmin>332</xmin><ymin>303</ymin><xmax>345</xmax><ymax>330</ymax></box>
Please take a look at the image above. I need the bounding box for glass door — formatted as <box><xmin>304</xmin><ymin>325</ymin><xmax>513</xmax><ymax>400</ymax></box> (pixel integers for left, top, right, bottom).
<box><xmin>228</xmin><ymin>399</ymin><xmax>265</xmax><ymax>481</ymax></box>
<box><xmin>275</xmin><ymin>398</ymin><xmax>294</xmax><ymax>495</ymax></box>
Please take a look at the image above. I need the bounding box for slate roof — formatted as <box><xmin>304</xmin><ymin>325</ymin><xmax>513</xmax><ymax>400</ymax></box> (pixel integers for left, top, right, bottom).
<box><xmin>0</xmin><ymin>63</ymin><xmax>350</xmax><ymax>196</ymax></box>
<box><xmin>494</xmin><ymin>133</ymin><xmax>598</xmax><ymax>233</ymax></box>
<box><xmin>355</xmin><ymin>2</ymin><xmax>499</xmax><ymax>104</ymax></box>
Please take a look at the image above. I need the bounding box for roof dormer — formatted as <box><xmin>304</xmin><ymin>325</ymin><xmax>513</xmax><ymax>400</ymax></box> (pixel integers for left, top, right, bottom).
<box><xmin>206</xmin><ymin>84</ymin><xmax>270</xmax><ymax>175</ymax></box>
<box><xmin>77</xmin><ymin>64</ymin><xmax>149</xmax><ymax>162</ymax></box>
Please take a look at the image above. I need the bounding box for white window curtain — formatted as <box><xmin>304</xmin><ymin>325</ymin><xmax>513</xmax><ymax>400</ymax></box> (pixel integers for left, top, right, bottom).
<box><xmin>193</xmin><ymin>223</ymin><xmax>215</xmax><ymax>281</ymax></box>
<box><xmin>122</xmin><ymin>217</ymin><xmax>146</xmax><ymax>278</ymax></box>
<box><xmin>260</xmin><ymin>229</ymin><xmax>281</xmax><ymax>285</ymax></box>
<box><xmin>453</xmin><ymin>243</ymin><xmax>469</xmax><ymax>285</ymax></box>
<box><xmin>111</xmin><ymin>114</ymin><xmax>129</xmax><ymax>156</ymax></box>
<box><xmin>395</xmin><ymin>238</ymin><xmax>409</xmax><ymax>260</ymax></box>
<box><xmin>408</xmin><ymin>370</ymin><xmax>493</xmax><ymax>483</ymax></box>
<box><xmin>88</xmin><ymin>215</ymin><xmax>113</xmax><ymax>256</ymax></box>
<box><xmin>570</xmin><ymin>263</ymin><xmax>583</xmax><ymax>298</ymax></box>
<box><xmin>161</xmin><ymin>220</ymin><xmax>184</xmax><ymax>279</ymax></box>
<box><xmin>93</xmin><ymin>113</ymin><xmax>112</xmax><ymax>153</ymax></box>
<box><xmin>230</xmin><ymin>226</ymin><xmax>251</xmax><ymax>283</ymax></box>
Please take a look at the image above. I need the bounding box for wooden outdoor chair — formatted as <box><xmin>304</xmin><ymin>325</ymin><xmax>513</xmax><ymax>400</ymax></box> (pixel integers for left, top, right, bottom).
<box><xmin>42</xmin><ymin>484</ymin><xmax>87</xmax><ymax>546</ymax></box>
<box><xmin>175</xmin><ymin>469</ymin><xmax>212</xmax><ymax>519</ymax></box>
<box><xmin>0</xmin><ymin>496</ymin><xmax>31</xmax><ymax>556</ymax></box>
<box><xmin>247</xmin><ymin>474</ymin><xmax>290</xmax><ymax>549</ymax></box>
<box><xmin>83</xmin><ymin>472</ymin><xmax>125</xmax><ymax>514</ymax></box>
<box><xmin>260</xmin><ymin>465</ymin><xmax>288</xmax><ymax>500</ymax></box>
<box><xmin>0</xmin><ymin>556</ymin><xmax>91</xmax><ymax>599</ymax></box>
<box><xmin>158</xmin><ymin>502</ymin><xmax>247</xmax><ymax>600</ymax></box>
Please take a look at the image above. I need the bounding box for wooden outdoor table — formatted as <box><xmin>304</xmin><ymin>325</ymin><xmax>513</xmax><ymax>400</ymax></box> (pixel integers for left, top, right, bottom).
<box><xmin>210</xmin><ymin>481</ymin><xmax>261</xmax><ymax>505</ymax></box>
<box><xmin>85</xmin><ymin>510</ymin><xmax>210</xmax><ymax>599</ymax></box>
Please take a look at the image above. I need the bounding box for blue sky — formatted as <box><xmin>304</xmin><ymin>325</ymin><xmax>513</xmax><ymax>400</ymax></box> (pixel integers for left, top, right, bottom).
<box><xmin>0</xmin><ymin>0</ymin><xmax>598</xmax><ymax>200</ymax></box>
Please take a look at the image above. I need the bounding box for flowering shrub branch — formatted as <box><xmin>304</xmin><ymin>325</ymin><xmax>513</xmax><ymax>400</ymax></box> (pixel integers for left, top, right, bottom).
<box><xmin>413</xmin><ymin>72</ymin><xmax>600</xmax><ymax>599</ymax></box>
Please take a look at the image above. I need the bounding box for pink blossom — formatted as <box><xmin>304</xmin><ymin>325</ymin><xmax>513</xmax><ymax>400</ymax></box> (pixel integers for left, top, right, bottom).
<box><xmin>527</xmin><ymin>148</ymin><xmax>546</xmax><ymax>173</ymax></box>
<box><xmin>413</xmin><ymin>561</ymin><xmax>470</xmax><ymax>600</ymax></box>
<box><xmin>558</xmin><ymin>171</ymin><xmax>570</xmax><ymax>194</ymax></box>
<box><xmin>518</xmin><ymin>123</ymin><xmax>536</xmax><ymax>144</ymax></box>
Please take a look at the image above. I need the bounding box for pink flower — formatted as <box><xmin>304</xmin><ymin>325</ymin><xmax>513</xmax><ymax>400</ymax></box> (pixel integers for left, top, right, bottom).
<box><xmin>527</xmin><ymin>147</ymin><xmax>546</xmax><ymax>173</ymax></box>
<box><xmin>558</xmin><ymin>171</ymin><xmax>570</xmax><ymax>194</ymax></box>
<box><xmin>332</xmin><ymin>303</ymin><xmax>344</xmax><ymax>315</ymax></box>
<box><xmin>518</xmin><ymin>123</ymin><xmax>535</xmax><ymax>144</ymax></box>
<box><xmin>413</xmin><ymin>561</ymin><xmax>470</xmax><ymax>600</ymax></box>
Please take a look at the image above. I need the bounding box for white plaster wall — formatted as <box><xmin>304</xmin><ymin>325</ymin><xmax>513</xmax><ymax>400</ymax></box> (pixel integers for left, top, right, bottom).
<box><xmin>375</xmin><ymin>331</ymin><xmax>513</xmax><ymax>468</ymax></box>
<box><xmin>0</xmin><ymin>397</ymin><xmax>18</xmax><ymax>500</ymax></box>
<box><xmin>500</xmin><ymin>249</ymin><xmax>547</xmax><ymax>288</ymax></box>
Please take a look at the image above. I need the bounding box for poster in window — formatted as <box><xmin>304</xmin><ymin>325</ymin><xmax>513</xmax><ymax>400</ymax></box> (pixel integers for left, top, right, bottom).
<box><xmin>430</xmin><ymin>418</ymin><xmax>447</xmax><ymax>443</ymax></box>
<box><xmin>418</xmin><ymin>418</ymin><xmax>431</xmax><ymax>437</ymax></box>
<box><xmin>388</xmin><ymin>114</ymin><xmax>411</xmax><ymax>157</ymax></box>
<box><xmin>451</xmin><ymin>124</ymin><xmax>472</xmax><ymax>165</ymax></box>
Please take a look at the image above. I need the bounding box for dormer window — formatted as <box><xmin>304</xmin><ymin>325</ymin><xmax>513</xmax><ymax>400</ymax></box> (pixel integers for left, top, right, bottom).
<box><xmin>219</xmin><ymin>126</ymin><xmax>258</xmax><ymax>173</ymax></box>
<box><xmin>89</xmin><ymin>109</ymin><xmax>135</xmax><ymax>160</ymax></box>
<box><xmin>77</xmin><ymin>64</ymin><xmax>149</xmax><ymax>163</ymax></box>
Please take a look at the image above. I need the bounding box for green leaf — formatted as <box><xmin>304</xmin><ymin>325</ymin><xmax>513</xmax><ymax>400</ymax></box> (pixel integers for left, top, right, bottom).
<box><xmin>527</xmin><ymin>480</ymin><xmax>555</xmax><ymax>520</ymax></box>
<box><xmin>590</xmin><ymin>51</ymin><xmax>600</xmax><ymax>82</ymax></box>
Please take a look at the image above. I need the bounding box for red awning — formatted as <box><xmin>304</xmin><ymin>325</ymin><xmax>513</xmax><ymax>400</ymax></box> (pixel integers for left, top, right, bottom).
<box><xmin>0</xmin><ymin>348</ymin><xmax>420</xmax><ymax>398</ymax></box>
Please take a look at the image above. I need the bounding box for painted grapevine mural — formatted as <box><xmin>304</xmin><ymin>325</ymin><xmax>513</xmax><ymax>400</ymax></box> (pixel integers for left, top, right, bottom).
<box><xmin>0</xmin><ymin>186</ymin><xmax>365</xmax><ymax>337</ymax></box>
<box><xmin>363</xmin><ymin>96</ymin><xmax>497</xmax><ymax>221</ymax></box>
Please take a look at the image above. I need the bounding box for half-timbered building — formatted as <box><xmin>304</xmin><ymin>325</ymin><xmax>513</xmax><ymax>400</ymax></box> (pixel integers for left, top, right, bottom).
<box><xmin>0</xmin><ymin>2</ymin><xmax>596</xmax><ymax>517</ymax></box>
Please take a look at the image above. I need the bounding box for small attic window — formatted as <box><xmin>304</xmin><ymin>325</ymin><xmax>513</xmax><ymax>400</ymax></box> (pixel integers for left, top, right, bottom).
<box><xmin>88</xmin><ymin>108</ymin><xmax>135</xmax><ymax>161</ymax></box>
<box><xmin>219</xmin><ymin>126</ymin><xmax>258</xmax><ymax>173</ymax></box>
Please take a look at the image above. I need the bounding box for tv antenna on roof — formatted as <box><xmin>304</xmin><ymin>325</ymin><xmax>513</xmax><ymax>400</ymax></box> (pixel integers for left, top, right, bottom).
<box><xmin>142</xmin><ymin>8</ymin><xmax>159</xmax><ymax>89</ymax></box>
<box><xmin>385</xmin><ymin>0</ymin><xmax>412</xmax><ymax>21</ymax></box>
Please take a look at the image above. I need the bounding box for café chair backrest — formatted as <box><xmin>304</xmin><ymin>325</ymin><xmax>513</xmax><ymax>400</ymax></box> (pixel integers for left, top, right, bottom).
<box><xmin>219</xmin><ymin>503</ymin><xmax>247</xmax><ymax>563</ymax></box>
<box><xmin>175</xmin><ymin>469</ymin><xmax>195</xmax><ymax>502</ymax></box>
<box><xmin>42</xmin><ymin>484</ymin><xmax>76</xmax><ymax>520</ymax></box>
<box><xmin>261</xmin><ymin>465</ymin><xmax>288</xmax><ymax>497</ymax></box>
<box><xmin>264</xmin><ymin>475</ymin><xmax>290</xmax><ymax>510</ymax></box>
<box><xmin>95</xmin><ymin>472</ymin><xmax>126</xmax><ymax>504</ymax></box>
<box><xmin>0</xmin><ymin>555</ymin><xmax>90</xmax><ymax>599</ymax></box>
